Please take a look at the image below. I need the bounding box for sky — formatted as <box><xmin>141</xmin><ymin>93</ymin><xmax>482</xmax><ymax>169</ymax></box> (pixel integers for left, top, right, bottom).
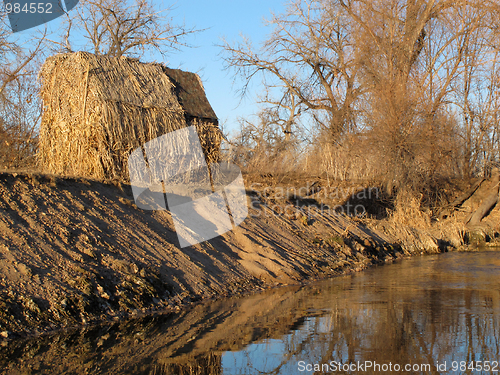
<box><xmin>164</xmin><ymin>1</ymin><xmax>287</xmax><ymax>134</ymax></box>
<box><xmin>11</xmin><ymin>0</ymin><xmax>288</xmax><ymax>135</ymax></box>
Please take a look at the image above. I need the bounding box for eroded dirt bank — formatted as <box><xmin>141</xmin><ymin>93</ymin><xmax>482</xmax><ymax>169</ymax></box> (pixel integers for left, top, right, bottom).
<box><xmin>0</xmin><ymin>171</ymin><xmax>497</xmax><ymax>339</ymax></box>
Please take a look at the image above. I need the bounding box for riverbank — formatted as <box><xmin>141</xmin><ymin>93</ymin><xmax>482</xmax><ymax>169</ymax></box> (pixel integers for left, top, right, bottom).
<box><xmin>0</xmin><ymin>171</ymin><xmax>498</xmax><ymax>340</ymax></box>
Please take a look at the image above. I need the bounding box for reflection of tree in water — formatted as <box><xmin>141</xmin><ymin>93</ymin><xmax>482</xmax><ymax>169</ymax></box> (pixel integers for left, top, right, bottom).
<box><xmin>2</xmin><ymin>253</ymin><xmax>500</xmax><ymax>374</ymax></box>
<box><xmin>225</xmin><ymin>272</ymin><xmax>500</xmax><ymax>374</ymax></box>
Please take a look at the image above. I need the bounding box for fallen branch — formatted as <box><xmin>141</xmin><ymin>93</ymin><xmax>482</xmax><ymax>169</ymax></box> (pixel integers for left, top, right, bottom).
<box><xmin>438</xmin><ymin>178</ymin><xmax>485</xmax><ymax>219</ymax></box>
<box><xmin>466</xmin><ymin>169</ymin><xmax>500</xmax><ymax>226</ymax></box>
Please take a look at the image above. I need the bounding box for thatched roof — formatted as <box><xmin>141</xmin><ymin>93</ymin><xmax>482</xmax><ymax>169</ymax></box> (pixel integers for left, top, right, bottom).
<box><xmin>163</xmin><ymin>68</ymin><xmax>218</xmax><ymax>123</ymax></box>
<box><xmin>38</xmin><ymin>52</ymin><xmax>220</xmax><ymax>181</ymax></box>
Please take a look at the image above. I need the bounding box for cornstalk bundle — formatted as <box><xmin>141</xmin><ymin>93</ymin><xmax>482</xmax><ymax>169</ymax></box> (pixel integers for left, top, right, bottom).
<box><xmin>38</xmin><ymin>52</ymin><xmax>221</xmax><ymax>181</ymax></box>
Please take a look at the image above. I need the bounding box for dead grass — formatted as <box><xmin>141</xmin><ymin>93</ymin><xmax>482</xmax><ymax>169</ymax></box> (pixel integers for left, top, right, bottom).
<box><xmin>388</xmin><ymin>189</ymin><xmax>431</xmax><ymax>229</ymax></box>
<box><xmin>370</xmin><ymin>189</ymin><xmax>437</xmax><ymax>253</ymax></box>
<box><xmin>370</xmin><ymin>188</ymin><xmax>469</xmax><ymax>252</ymax></box>
<box><xmin>433</xmin><ymin>215</ymin><xmax>467</xmax><ymax>248</ymax></box>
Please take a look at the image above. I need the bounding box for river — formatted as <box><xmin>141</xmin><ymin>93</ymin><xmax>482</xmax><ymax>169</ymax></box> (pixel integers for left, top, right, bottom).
<box><xmin>1</xmin><ymin>249</ymin><xmax>500</xmax><ymax>374</ymax></box>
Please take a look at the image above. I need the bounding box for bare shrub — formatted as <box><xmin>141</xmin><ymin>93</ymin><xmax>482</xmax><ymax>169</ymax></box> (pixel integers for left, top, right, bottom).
<box><xmin>227</xmin><ymin>110</ymin><xmax>305</xmax><ymax>176</ymax></box>
<box><xmin>0</xmin><ymin>25</ymin><xmax>44</xmax><ymax>169</ymax></box>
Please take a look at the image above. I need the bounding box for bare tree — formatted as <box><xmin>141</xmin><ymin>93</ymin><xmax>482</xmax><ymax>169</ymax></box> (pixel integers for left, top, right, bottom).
<box><xmin>222</xmin><ymin>0</ymin><xmax>362</xmax><ymax>139</ymax></box>
<box><xmin>257</xmin><ymin>87</ymin><xmax>302</xmax><ymax>143</ymax></box>
<box><xmin>0</xmin><ymin>16</ymin><xmax>45</xmax><ymax>168</ymax></box>
<box><xmin>344</xmin><ymin>0</ymin><xmax>456</xmax><ymax>191</ymax></box>
<box><xmin>228</xmin><ymin>108</ymin><xmax>306</xmax><ymax>174</ymax></box>
<box><xmin>61</xmin><ymin>0</ymin><xmax>200</xmax><ymax>58</ymax></box>
<box><xmin>448</xmin><ymin>1</ymin><xmax>500</xmax><ymax>178</ymax></box>
<box><xmin>341</xmin><ymin>0</ymin><xmax>500</xmax><ymax>193</ymax></box>
<box><xmin>225</xmin><ymin>0</ymin><xmax>500</xmax><ymax>202</ymax></box>
<box><xmin>0</xmin><ymin>36</ymin><xmax>44</xmax><ymax>99</ymax></box>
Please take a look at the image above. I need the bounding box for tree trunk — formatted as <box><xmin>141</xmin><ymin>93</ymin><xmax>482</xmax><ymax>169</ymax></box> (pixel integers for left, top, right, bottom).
<box><xmin>466</xmin><ymin>168</ymin><xmax>500</xmax><ymax>225</ymax></box>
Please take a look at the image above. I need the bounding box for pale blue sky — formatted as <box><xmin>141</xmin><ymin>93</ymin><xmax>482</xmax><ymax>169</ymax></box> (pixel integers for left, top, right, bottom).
<box><xmin>164</xmin><ymin>1</ymin><xmax>287</xmax><ymax>133</ymax></box>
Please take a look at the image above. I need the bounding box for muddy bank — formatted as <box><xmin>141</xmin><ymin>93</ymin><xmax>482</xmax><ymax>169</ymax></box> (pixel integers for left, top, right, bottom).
<box><xmin>0</xmin><ymin>171</ymin><xmax>496</xmax><ymax>340</ymax></box>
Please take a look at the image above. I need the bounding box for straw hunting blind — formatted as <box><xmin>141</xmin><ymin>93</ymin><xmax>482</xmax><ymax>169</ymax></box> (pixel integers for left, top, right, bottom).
<box><xmin>38</xmin><ymin>52</ymin><xmax>221</xmax><ymax>180</ymax></box>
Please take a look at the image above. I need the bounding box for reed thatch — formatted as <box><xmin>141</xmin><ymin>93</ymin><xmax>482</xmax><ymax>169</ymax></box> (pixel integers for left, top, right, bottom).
<box><xmin>163</xmin><ymin>67</ymin><xmax>221</xmax><ymax>165</ymax></box>
<box><xmin>38</xmin><ymin>51</ymin><xmax>221</xmax><ymax>181</ymax></box>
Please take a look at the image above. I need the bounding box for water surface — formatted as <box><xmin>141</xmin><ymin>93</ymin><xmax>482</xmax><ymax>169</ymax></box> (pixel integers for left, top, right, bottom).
<box><xmin>1</xmin><ymin>250</ymin><xmax>500</xmax><ymax>374</ymax></box>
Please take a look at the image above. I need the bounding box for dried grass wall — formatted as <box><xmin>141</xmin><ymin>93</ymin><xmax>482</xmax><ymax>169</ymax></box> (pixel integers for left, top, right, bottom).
<box><xmin>38</xmin><ymin>52</ymin><xmax>219</xmax><ymax>181</ymax></box>
<box><xmin>189</xmin><ymin>118</ymin><xmax>221</xmax><ymax>165</ymax></box>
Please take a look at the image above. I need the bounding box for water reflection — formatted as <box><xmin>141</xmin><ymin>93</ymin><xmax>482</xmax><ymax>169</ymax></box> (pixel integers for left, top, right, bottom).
<box><xmin>1</xmin><ymin>250</ymin><xmax>500</xmax><ymax>374</ymax></box>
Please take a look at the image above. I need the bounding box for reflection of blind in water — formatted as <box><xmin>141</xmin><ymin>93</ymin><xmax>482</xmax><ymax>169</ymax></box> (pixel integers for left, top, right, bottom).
<box><xmin>155</xmin><ymin>353</ymin><xmax>222</xmax><ymax>375</ymax></box>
